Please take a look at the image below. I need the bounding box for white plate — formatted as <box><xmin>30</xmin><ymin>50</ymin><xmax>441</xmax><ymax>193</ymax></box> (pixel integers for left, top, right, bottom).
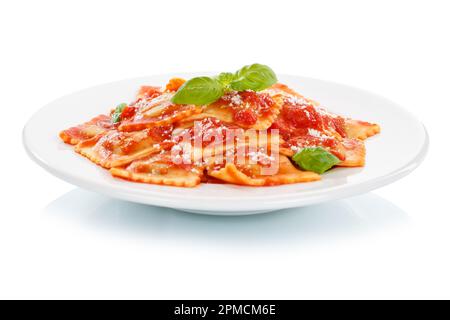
<box><xmin>23</xmin><ymin>74</ymin><xmax>428</xmax><ymax>215</ymax></box>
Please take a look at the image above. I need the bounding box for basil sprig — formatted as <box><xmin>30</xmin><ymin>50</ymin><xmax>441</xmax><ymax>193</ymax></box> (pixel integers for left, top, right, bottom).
<box><xmin>111</xmin><ymin>103</ymin><xmax>127</xmax><ymax>123</ymax></box>
<box><xmin>171</xmin><ymin>64</ymin><xmax>277</xmax><ymax>106</ymax></box>
<box><xmin>292</xmin><ymin>147</ymin><xmax>340</xmax><ymax>174</ymax></box>
<box><xmin>216</xmin><ymin>72</ymin><xmax>235</xmax><ymax>90</ymax></box>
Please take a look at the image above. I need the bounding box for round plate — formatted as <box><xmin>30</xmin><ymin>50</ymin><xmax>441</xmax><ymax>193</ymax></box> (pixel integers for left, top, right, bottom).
<box><xmin>23</xmin><ymin>74</ymin><xmax>428</xmax><ymax>215</ymax></box>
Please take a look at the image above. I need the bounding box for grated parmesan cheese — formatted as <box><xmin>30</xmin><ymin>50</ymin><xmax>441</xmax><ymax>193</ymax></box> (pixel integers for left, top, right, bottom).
<box><xmin>287</xmin><ymin>95</ymin><xmax>309</xmax><ymax>106</ymax></box>
<box><xmin>308</xmin><ymin>128</ymin><xmax>323</xmax><ymax>138</ymax></box>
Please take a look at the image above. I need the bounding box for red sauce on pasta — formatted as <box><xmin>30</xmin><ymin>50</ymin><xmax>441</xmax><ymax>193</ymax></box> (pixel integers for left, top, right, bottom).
<box><xmin>218</xmin><ymin>91</ymin><xmax>275</xmax><ymax>127</ymax></box>
<box><xmin>233</xmin><ymin>108</ymin><xmax>257</xmax><ymax>126</ymax></box>
<box><xmin>270</xmin><ymin>97</ymin><xmax>347</xmax><ymax>160</ymax></box>
<box><xmin>120</xmin><ymin>106</ymin><xmax>136</xmax><ymax>121</ymax></box>
<box><xmin>147</xmin><ymin>125</ymin><xmax>173</xmax><ymax>141</ymax></box>
<box><xmin>239</xmin><ymin>91</ymin><xmax>274</xmax><ymax>116</ymax></box>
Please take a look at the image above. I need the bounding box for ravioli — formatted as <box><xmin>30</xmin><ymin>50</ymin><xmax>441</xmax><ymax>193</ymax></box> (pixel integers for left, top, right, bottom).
<box><xmin>208</xmin><ymin>155</ymin><xmax>320</xmax><ymax>186</ymax></box>
<box><xmin>279</xmin><ymin>137</ymin><xmax>366</xmax><ymax>167</ymax></box>
<box><xmin>344</xmin><ymin>119</ymin><xmax>380</xmax><ymax>140</ymax></box>
<box><xmin>110</xmin><ymin>153</ymin><xmax>203</xmax><ymax>187</ymax></box>
<box><xmin>270</xmin><ymin>83</ymin><xmax>380</xmax><ymax>139</ymax></box>
<box><xmin>269</xmin><ymin>83</ymin><xmax>320</xmax><ymax>106</ymax></box>
<box><xmin>181</xmin><ymin>90</ymin><xmax>283</xmax><ymax>130</ymax></box>
<box><xmin>197</xmin><ymin>128</ymin><xmax>317</xmax><ymax>186</ymax></box>
<box><xmin>337</xmin><ymin>138</ymin><xmax>366</xmax><ymax>167</ymax></box>
<box><xmin>269</xmin><ymin>83</ymin><xmax>379</xmax><ymax>167</ymax></box>
<box><xmin>170</xmin><ymin>117</ymin><xmax>281</xmax><ymax>169</ymax></box>
<box><xmin>59</xmin><ymin>114</ymin><xmax>114</xmax><ymax>145</ymax></box>
<box><xmin>119</xmin><ymin>92</ymin><xmax>202</xmax><ymax>132</ymax></box>
<box><xmin>75</xmin><ymin>127</ymin><xmax>171</xmax><ymax>168</ymax></box>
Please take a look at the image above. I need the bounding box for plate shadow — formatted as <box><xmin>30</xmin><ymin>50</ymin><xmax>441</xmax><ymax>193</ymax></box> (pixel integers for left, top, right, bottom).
<box><xmin>43</xmin><ymin>189</ymin><xmax>409</xmax><ymax>248</ymax></box>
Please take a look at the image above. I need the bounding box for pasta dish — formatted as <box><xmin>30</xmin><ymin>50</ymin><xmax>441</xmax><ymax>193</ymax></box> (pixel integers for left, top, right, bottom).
<box><xmin>59</xmin><ymin>64</ymin><xmax>380</xmax><ymax>187</ymax></box>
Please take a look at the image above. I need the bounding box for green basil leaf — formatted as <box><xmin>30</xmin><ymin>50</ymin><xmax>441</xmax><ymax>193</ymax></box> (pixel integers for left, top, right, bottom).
<box><xmin>292</xmin><ymin>147</ymin><xmax>340</xmax><ymax>174</ymax></box>
<box><xmin>230</xmin><ymin>63</ymin><xmax>277</xmax><ymax>92</ymax></box>
<box><xmin>216</xmin><ymin>72</ymin><xmax>235</xmax><ymax>90</ymax></box>
<box><xmin>111</xmin><ymin>103</ymin><xmax>127</xmax><ymax>123</ymax></box>
<box><xmin>171</xmin><ymin>76</ymin><xmax>224</xmax><ymax>105</ymax></box>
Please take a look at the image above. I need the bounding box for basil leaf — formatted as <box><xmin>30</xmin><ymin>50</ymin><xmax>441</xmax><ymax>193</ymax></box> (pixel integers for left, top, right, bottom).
<box><xmin>292</xmin><ymin>147</ymin><xmax>340</xmax><ymax>174</ymax></box>
<box><xmin>230</xmin><ymin>63</ymin><xmax>277</xmax><ymax>92</ymax></box>
<box><xmin>216</xmin><ymin>72</ymin><xmax>235</xmax><ymax>90</ymax></box>
<box><xmin>111</xmin><ymin>103</ymin><xmax>127</xmax><ymax>123</ymax></box>
<box><xmin>171</xmin><ymin>76</ymin><xmax>224</xmax><ymax>105</ymax></box>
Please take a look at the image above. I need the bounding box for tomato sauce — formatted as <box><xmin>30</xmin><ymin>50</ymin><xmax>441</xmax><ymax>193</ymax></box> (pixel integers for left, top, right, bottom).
<box><xmin>218</xmin><ymin>91</ymin><xmax>275</xmax><ymax>127</ymax></box>
<box><xmin>271</xmin><ymin>101</ymin><xmax>322</xmax><ymax>139</ymax></box>
<box><xmin>147</xmin><ymin>125</ymin><xmax>173</xmax><ymax>142</ymax></box>
<box><xmin>233</xmin><ymin>108</ymin><xmax>257</xmax><ymax>126</ymax></box>
<box><xmin>321</xmin><ymin>112</ymin><xmax>346</xmax><ymax>138</ymax></box>
<box><xmin>120</xmin><ymin>106</ymin><xmax>136</xmax><ymax>121</ymax></box>
<box><xmin>270</xmin><ymin>97</ymin><xmax>347</xmax><ymax>159</ymax></box>
<box><xmin>165</xmin><ymin>78</ymin><xmax>186</xmax><ymax>92</ymax></box>
<box><xmin>120</xmin><ymin>137</ymin><xmax>140</xmax><ymax>155</ymax></box>
<box><xmin>239</xmin><ymin>91</ymin><xmax>274</xmax><ymax>116</ymax></box>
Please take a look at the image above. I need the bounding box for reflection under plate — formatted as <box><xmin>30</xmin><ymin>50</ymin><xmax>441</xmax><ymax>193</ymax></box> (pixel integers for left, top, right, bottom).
<box><xmin>43</xmin><ymin>189</ymin><xmax>409</xmax><ymax>247</ymax></box>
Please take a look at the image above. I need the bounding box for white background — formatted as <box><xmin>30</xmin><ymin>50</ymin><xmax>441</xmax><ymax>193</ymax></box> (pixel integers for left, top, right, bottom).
<box><xmin>1</xmin><ymin>0</ymin><xmax>449</xmax><ymax>299</ymax></box>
